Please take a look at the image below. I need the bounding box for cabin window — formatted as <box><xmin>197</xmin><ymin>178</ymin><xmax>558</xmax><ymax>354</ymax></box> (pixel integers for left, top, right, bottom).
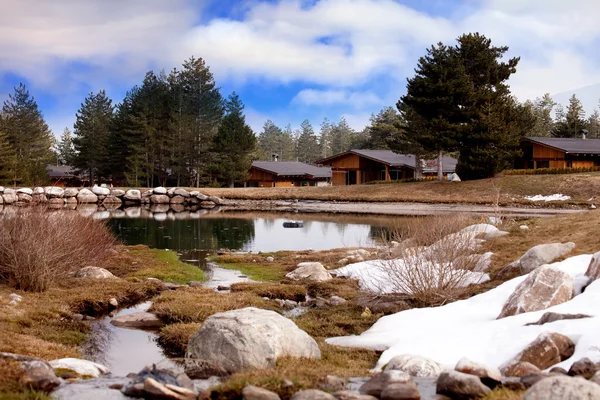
<box><xmin>380</xmin><ymin>169</ymin><xmax>403</xmax><ymax>181</ymax></box>
<box><xmin>537</xmin><ymin>160</ymin><xmax>549</xmax><ymax>169</ymax></box>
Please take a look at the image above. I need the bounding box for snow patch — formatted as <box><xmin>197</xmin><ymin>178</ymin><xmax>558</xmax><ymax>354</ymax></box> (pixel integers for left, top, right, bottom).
<box><xmin>524</xmin><ymin>194</ymin><xmax>571</xmax><ymax>202</ymax></box>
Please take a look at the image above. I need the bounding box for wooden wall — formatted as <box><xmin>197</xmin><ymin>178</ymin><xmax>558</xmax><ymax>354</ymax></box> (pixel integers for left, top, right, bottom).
<box><xmin>572</xmin><ymin>160</ymin><xmax>596</xmax><ymax>168</ymax></box>
<box><xmin>332</xmin><ymin>171</ymin><xmax>346</xmax><ymax>186</ymax></box>
<box><xmin>549</xmin><ymin>160</ymin><xmax>566</xmax><ymax>168</ymax></box>
<box><xmin>533</xmin><ymin>144</ymin><xmax>565</xmax><ymax>160</ymax></box>
<box><xmin>249</xmin><ymin>168</ymin><xmax>276</xmax><ymax>182</ymax></box>
<box><xmin>327</xmin><ymin>154</ymin><xmax>360</xmax><ymax>169</ymax></box>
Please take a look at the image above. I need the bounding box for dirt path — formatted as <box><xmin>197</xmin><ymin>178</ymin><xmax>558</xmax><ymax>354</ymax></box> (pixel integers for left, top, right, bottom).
<box><xmin>220</xmin><ymin>199</ymin><xmax>586</xmax><ymax>217</ymax></box>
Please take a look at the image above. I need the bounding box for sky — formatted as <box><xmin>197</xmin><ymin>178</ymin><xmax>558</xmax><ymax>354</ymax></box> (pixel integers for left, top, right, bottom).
<box><xmin>2</xmin><ymin>0</ymin><xmax>600</xmax><ymax>138</ymax></box>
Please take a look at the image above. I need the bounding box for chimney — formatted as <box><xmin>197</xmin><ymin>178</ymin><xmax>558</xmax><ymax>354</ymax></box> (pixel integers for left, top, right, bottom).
<box><xmin>272</xmin><ymin>153</ymin><xmax>279</xmax><ymax>162</ymax></box>
<box><xmin>581</xmin><ymin>129</ymin><xmax>589</xmax><ymax>140</ymax></box>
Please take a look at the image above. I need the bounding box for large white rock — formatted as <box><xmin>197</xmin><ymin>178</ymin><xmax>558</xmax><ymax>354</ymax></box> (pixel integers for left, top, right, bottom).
<box><xmin>123</xmin><ymin>189</ymin><xmax>142</xmax><ymax>201</ymax></box>
<box><xmin>33</xmin><ymin>187</ymin><xmax>45</xmax><ymax>195</ymax></box>
<box><xmin>49</xmin><ymin>358</ymin><xmax>110</xmax><ymax>378</ymax></box>
<box><xmin>173</xmin><ymin>188</ymin><xmax>190</xmax><ymax>198</ymax></box>
<box><xmin>384</xmin><ymin>354</ymin><xmax>442</xmax><ymax>377</ymax></box>
<box><xmin>2</xmin><ymin>193</ymin><xmax>17</xmax><ymax>204</ymax></box>
<box><xmin>153</xmin><ymin>186</ymin><xmax>167</xmax><ymax>195</ymax></box>
<box><xmin>0</xmin><ymin>186</ymin><xmax>4</xmax><ymax>193</ymax></box>
<box><xmin>285</xmin><ymin>262</ymin><xmax>332</xmax><ymax>282</ymax></box>
<box><xmin>75</xmin><ymin>266</ymin><xmax>116</xmax><ymax>279</ymax></box>
<box><xmin>17</xmin><ymin>188</ymin><xmax>33</xmax><ymax>195</ymax></box>
<box><xmin>455</xmin><ymin>358</ymin><xmax>501</xmax><ymax>384</ymax></box>
<box><xmin>111</xmin><ymin>189</ymin><xmax>125</xmax><ymax>197</ymax></box>
<box><xmin>92</xmin><ymin>185</ymin><xmax>110</xmax><ymax>196</ymax></box>
<box><xmin>519</xmin><ymin>243</ymin><xmax>576</xmax><ymax>273</ymax></box>
<box><xmin>497</xmin><ymin>266</ymin><xmax>573</xmax><ymax>319</ymax></box>
<box><xmin>45</xmin><ymin>186</ymin><xmax>65</xmax><ymax>198</ymax></box>
<box><xmin>584</xmin><ymin>251</ymin><xmax>600</xmax><ymax>281</ymax></box>
<box><xmin>3</xmin><ymin>188</ymin><xmax>15</xmax><ymax>195</ymax></box>
<box><xmin>523</xmin><ymin>375</ymin><xmax>600</xmax><ymax>400</ymax></box>
<box><xmin>63</xmin><ymin>188</ymin><xmax>78</xmax><ymax>198</ymax></box>
<box><xmin>150</xmin><ymin>194</ymin><xmax>170</xmax><ymax>204</ymax></box>
<box><xmin>186</xmin><ymin>307</ymin><xmax>320</xmax><ymax>373</ymax></box>
<box><xmin>77</xmin><ymin>188</ymin><xmax>98</xmax><ymax>203</ymax></box>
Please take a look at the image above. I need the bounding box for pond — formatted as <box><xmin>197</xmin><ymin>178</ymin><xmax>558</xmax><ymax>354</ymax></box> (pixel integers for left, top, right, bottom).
<box><xmin>106</xmin><ymin>210</ymin><xmax>404</xmax><ymax>252</ymax></box>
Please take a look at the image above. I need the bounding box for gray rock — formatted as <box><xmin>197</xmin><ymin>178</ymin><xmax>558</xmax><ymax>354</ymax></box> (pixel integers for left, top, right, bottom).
<box><xmin>332</xmin><ymin>391</ymin><xmax>378</xmax><ymax>400</ymax></box>
<box><xmin>183</xmin><ymin>359</ymin><xmax>229</xmax><ymax>379</ymax></box>
<box><xmin>285</xmin><ymin>262</ymin><xmax>332</xmax><ymax>282</ymax></box>
<box><xmin>500</xmin><ymin>332</ymin><xmax>575</xmax><ymax>375</ymax></box>
<box><xmin>483</xmin><ymin>230</ymin><xmax>509</xmax><ymax>240</ymax></box>
<box><xmin>48</xmin><ymin>197</ymin><xmax>65</xmax><ymax>207</ymax></box>
<box><xmin>17</xmin><ymin>187</ymin><xmax>33</xmax><ymax>195</ymax></box>
<box><xmin>111</xmin><ymin>312</ymin><xmax>164</xmax><ymax>329</ymax></box>
<box><xmin>384</xmin><ymin>354</ymin><xmax>442</xmax><ymax>377</ymax></box>
<box><xmin>455</xmin><ymin>358</ymin><xmax>501</xmax><ymax>388</ymax></box>
<box><xmin>17</xmin><ymin>193</ymin><xmax>32</xmax><ymax>202</ymax></box>
<box><xmin>242</xmin><ymin>385</ymin><xmax>281</xmax><ymax>400</ymax></box>
<box><xmin>568</xmin><ymin>357</ymin><xmax>598</xmax><ymax>379</ymax></box>
<box><xmin>49</xmin><ymin>358</ymin><xmax>110</xmax><ymax>378</ymax></box>
<box><xmin>380</xmin><ymin>383</ymin><xmax>421</xmax><ymax>400</ymax></box>
<box><xmin>63</xmin><ymin>188</ymin><xmax>78</xmax><ymax>198</ymax></box>
<box><xmin>525</xmin><ymin>312</ymin><xmax>591</xmax><ymax>326</ymax></box>
<box><xmin>20</xmin><ymin>360</ymin><xmax>61</xmax><ymax>392</ymax></box>
<box><xmin>103</xmin><ymin>196</ymin><xmax>122</xmax><ymax>206</ymax></box>
<box><xmin>2</xmin><ymin>193</ymin><xmax>17</xmax><ymax>204</ymax></box>
<box><xmin>499</xmin><ymin>243</ymin><xmax>576</xmax><ymax>276</ymax></box>
<box><xmin>153</xmin><ymin>186</ymin><xmax>168</xmax><ymax>195</ymax></box>
<box><xmin>52</xmin><ymin>377</ymin><xmax>132</xmax><ymax>400</ymax></box>
<box><xmin>207</xmin><ymin>195</ymin><xmax>222</xmax><ymax>205</ymax></box>
<box><xmin>170</xmin><ymin>195</ymin><xmax>185</xmax><ymax>204</ymax></box>
<box><xmin>290</xmin><ymin>389</ymin><xmax>336</xmax><ymax>400</ymax></box>
<box><xmin>585</xmin><ymin>251</ymin><xmax>600</xmax><ymax>281</ymax></box>
<box><xmin>186</xmin><ymin>307</ymin><xmax>320</xmax><ymax>374</ymax></box>
<box><xmin>150</xmin><ymin>194</ymin><xmax>170</xmax><ymax>204</ymax></box>
<box><xmin>111</xmin><ymin>189</ymin><xmax>125</xmax><ymax>197</ymax></box>
<box><xmin>173</xmin><ymin>188</ymin><xmax>190</xmax><ymax>198</ymax></box>
<box><xmin>329</xmin><ymin>296</ymin><xmax>347</xmax><ymax>306</ymax></box>
<box><xmin>75</xmin><ymin>266</ymin><xmax>116</xmax><ymax>279</ymax></box>
<box><xmin>497</xmin><ymin>266</ymin><xmax>573</xmax><ymax>319</ymax></box>
<box><xmin>92</xmin><ymin>185</ymin><xmax>111</xmax><ymax>196</ymax></box>
<box><xmin>77</xmin><ymin>188</ymin><xmax>98</xmax><ymax>203</ymax></box>
<box><xmin>3</xmin><ymin>188</ymin><xmax>15</xmax><ymax>195</ymax></box>
<box><xmin>436</xmin><ymin>371</ymin><xmax>491</xmax><ymax>399</ymax></box>
<box><xmin>520</xmin><ymin>372</ymin><xmax>553</xmax><ymax>389</ymax></box>
<box><xmin>359</xmin><ymin>371</ymin><xmax>412</xmax><ymax>397</ymax></box>
<box><xmin>523</xmin><ymin>375</ymin><xmax>600</xmax><ymax>400</ymax></box>
<box><xmin>318</xmin><ymin>375</ymin><xmax>345</xmax><ymax>391</ymax></box>
<box><xmin>124</xmin><ymin>189</ymin><xmax>142</xmax><ymax>201</ymax></box>
<box><xmin>590</xmin><ymin>370</ymin><xmax>600</xmax><ymax>385</ymax></box>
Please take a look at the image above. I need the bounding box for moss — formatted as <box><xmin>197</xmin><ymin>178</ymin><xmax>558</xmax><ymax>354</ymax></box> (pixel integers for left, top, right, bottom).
<box><xmin>119</xmin><ymin>247</ymin><xmax>208</xmax><ymax>284</ymax></box>
<box><xmin>157</xmin><ymin>323</ymin><xmax>202</xmax><ymax>357</ymax></box>
<box><xmin>230</xmin><ymin>283</ymin><xmax>307</xmax><ymax>302</ymax></box>
<box><xmin>218</xmin><ymin>262</ymin><xmax>285</xmax><ymax>283</ymax></box>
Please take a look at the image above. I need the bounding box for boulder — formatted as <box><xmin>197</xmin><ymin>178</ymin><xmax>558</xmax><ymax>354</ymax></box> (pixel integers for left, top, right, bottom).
<box><xmin>332</xmin><ymin>391</ymin><xmax>378</xmax><ymax>400</ymax></box>
<box><xmin>183</xmin><ymin>359</ymin><xmax>229</xmax><ymax>379</ymax></box>
<box><xmin>111</xmin><ymin>312</ymin><xmax>164</xmax><ymax>329</ymax></box>
<box><xmin>502</xmin><ymin>362</ymin><xmax>542</xmax><ymax>378</ymax></box>
<box><xmin>51</xmin><ymin>376</ymin><xmax>132</xmax><ymax>400</ymax></box>
<box><xmin>590</xmin><ymin>370</ymin><xmax>600</xmax><ymax>385</ymax></box>
<box><xmin>455</xmin><ymin>358</ymin><xmax>501</xmax><ymax>388</ymax></box>
<box><xmin>500</xmin><ymin>332</ymin><xmax>575</xmax><ymax>375</ymax></box>
<box><xmin>103</xmin><ymin>196</ymin><xmax>122</xmax><ymax>207</ymax></box>
<box><xmin>380</xmin><ymin>383</ymin><xmax>421</xmax><ymax>400</ymax></box>
<box><xmin>499</xmin><ymin>243</ymin><xmax>576</xmax><ymax>276</ymax></box>
<box><xmin>77</xmin><ymin>188</ymin><xmax>98</xmax><ymax>203</ymax></box>
<box><xmin>525</xmin><ymin>312</ymin><xmax>591</xmax><ymax>326</ymax></box>
<box><xmin>17</xmin><ymin>193</ymin><xmax>32</xmax><ymax>202</ymax></box>
<box><xmin>19</xmin><ymin>360</ymin><xmax>60</xmax><ymax>392</ymax></box>
<box><xmin>47</xmin><ymin>198</ymin><xmax>65</xmax><ymax>207</ymax></box>
<box><xmin>319</xmin><ymin>375</ymin><xmax>345</xmax><ymax>391</ymax></box>
<box><xmin>75</xmin><ymin>266</ymin><xmax>116</xmax><ymax>279</ymax></box>
<box><xmin>49</xmin><ymin>358</ymin><xmax>110</xmax><ymax>378</ymax></box>
<box><xmin>186</xmin><ymin>307</ymin><xmax>320</xmax><ymax>374</ymax></box>
<box><xmin>567</xmin><ymin>357</ymin><xmax>598</xmax><ymax>379</ymax></box>
<box><xmin>520</xmin><ymin>372</ymin><xmax>554</xmax><ymax>389</ymax></box>
<box><xmin>484</xmin><ymin>230</ymin><xmax>509</xmax><ymax>240</ymax></box>
<box><xmin>497</xmin><ymin>266</ymin><xmax>573</xmax><ymax>319</ymax></box>
<box><xmin>436</xmin><ymin>371</ymin><xmax>491</xmax><ymax>399</ymax></box>
<box><xmin>585</xmin><ymin>251</ymin><xmax>600</xmax><ymax>281</ymax></box>
<box><xmin>63</xmin><ymin>188</ymin><xmax>78</xmax><ymax>197</ymax></box>
<box><xmin>33</xmin><ymin>187</ymin><xmax>44</xmax><ymax>195</ymax></box>
<box><xmin>173</xmin><ymin>188</ymin><xmax>190</xmax><ymax>198</ymax></box>
<box><xmin>92</xmin><ymin>185</ymin><xmax>111</xmax><ymax>196</ymax></box>
<box><xmin>2</xmin><ymin>193</ymin><xmax>17</xmax><ymax>204</ymax></box>
<box><xmin>207</xmin><ymin>195</ymin><xmax>222</xmax><ymax>205</ymax></box>
<box><xmin>290</xmin><ymin>390</ymin><xmax>336</xmax><ymax>400</ymax></box>
<box><xmin>153</xmin><ymin>186</ymin><xmax>168</xmax><ymax>195</ymax></box>
<box><xmin>0</xmin><ymin>186</ymin><xmax>3</xmax><ymax>193</ymax></box>
<box><xmin>523</xmin><ymin>375</ymin><xmax>600</xmax><ymax>400</ymax></box>
<box><xmin>285</xmin><ymin>262</ymin><xmax>332</xmax><ymax>282</ymax></box>
<box><xmin>359</xmin><ymin>371</ymin><xmax>412</xmax><ymax>397</ymax></box>
<box><xmin>17</xmin><ymin>188</ymin><xmax>33</xmax><ymax>195</ymax></box>
<box><xmin>32</xmin><ymin>194</ymin><xmax>47</xmax><ymax>203</ymax></box>
<box><xmin>143</xmin><ymin>377</ymin><xmax>196</xmax><ymax>400</ymax></box>
<box><xmin>3</xmin><ymin>188</ymin><xmax>15</xmax><ymax>195</ymax></box>
<box><xmin>111</xmin><ymin>189</ymin><xmax>125</xmax><ymax>197</ymax></box>
<box><xmin>170</xmin><ymin>195</ymin><xmax>185</xmax><ymax>204</ymax></box>
<box><xmin>150</xmin><ymin>195</ymin><xmax>170</xmax><ymax>204</ymax></box>
<box><xmin>124</xmin><ymin>189</ymin><xmax>142</xmax><ymax>202</ymax></box>
<box><xmin>197</xmin><ymin>193</ymin><xmax>209</xmax><ymax>201</ymax></box>
<box><xmin>242</xmin><ymin>385</ymin><xmax>281</xmax><ymax>400</ymax></box>
<box><xmin>384</xmin><ymin>354</ymin><xmax>442</xmax><ymax>377</ymax></box>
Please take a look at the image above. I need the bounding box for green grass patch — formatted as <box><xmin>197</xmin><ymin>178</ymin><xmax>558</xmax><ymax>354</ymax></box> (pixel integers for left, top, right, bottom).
<box><xmin>217</xmin><ymin>262</ymin><xmax>285</xmax><ymax>282</ymax></box>
<box><xmin>127</xmin><ymin>248</ymin><xmax>208</xmax><ymax>284</ymax></box>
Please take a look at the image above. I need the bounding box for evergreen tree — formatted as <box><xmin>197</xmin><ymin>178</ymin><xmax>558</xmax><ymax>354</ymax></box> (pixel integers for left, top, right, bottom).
<box><xmin>0</xmin><ymin>129</ymin><xmax>17</xmax><ymax>185</ymax></box>
<box><xmin>56</xmin><ymin>127</ymin><xmax>76</xmax><ymax>165</ymax></box>
<box><xmin>211</xmin><ymin>93</ymin><xmax>256</xmax><ymax>187</ymax></box>
<box><xmin>364</xmin><ymin>107</ymin><xmax>400</xmax><ymax>149</ymax></box>
<box><xmin>588</xmin><ymin>109</ymin><xmax>600</xmax><ymax>139</ymax></box>
<box><xmin>72</xmin><ymin>90</ymin><xmax>114</xmax><ymax>186</ymax></box>
<box><xmin>0</xmin><ymin>83</ymin><xmax>53</xmax><ymax>185</ymax></box>
<box><xmin>258</xmin><ymin>120</ymin><xmax>294</xmax><ymax>161</ymax></box>
<box><xmin>553</xmin><ymin>95</ymin><xmax>586</xmax><ymax>138</ymax></box>
<box><xmin>296</xmin><ymin>120</ymin><xmax>320</xmax><ymax>163</ymax></box>
<box><xmin>330</xmin><ymin>117</ymin><xmax>356</xmax><ymax>154</ymax></box>
<box><xmin>528</xmin><ymin>93</ymin><xmax>555</xmax><ymax>137</ymax></box>
<box><xmin>319</xmin><ymin>118</ymin><xmax>332</xmax><ymax>158</ymax></box>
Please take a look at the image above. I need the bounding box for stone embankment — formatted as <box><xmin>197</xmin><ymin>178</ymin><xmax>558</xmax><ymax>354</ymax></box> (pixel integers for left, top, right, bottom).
<box><xmin>0</xmin><ymin>186</ymin><xmax>223</xmax><ymax>209</ymax></box>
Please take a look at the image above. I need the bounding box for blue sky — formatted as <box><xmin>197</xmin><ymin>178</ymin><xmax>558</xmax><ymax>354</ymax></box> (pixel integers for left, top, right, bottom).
<box><xmin>2</xmin><ymin>0</ymin><xmax>600</xmax><ymax>138</ymax></box>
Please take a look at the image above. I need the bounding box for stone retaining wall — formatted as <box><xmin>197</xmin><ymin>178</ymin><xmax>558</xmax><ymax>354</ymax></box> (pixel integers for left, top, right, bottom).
<box><xmin>0</xmin><ymin>185</ymin><xmax>223</xmax><ymax>209</ymax></box>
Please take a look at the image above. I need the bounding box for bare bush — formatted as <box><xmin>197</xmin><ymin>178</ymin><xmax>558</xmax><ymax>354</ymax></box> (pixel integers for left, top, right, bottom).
<box><xmin>0</xmin><ymin>208</ymin><xmax>115</xmax><ymax>292</ymax></box>
<box><xmin>375</xmin><ymin>215</ymin><xmax>491</xmax><ymax>305</ymax></box>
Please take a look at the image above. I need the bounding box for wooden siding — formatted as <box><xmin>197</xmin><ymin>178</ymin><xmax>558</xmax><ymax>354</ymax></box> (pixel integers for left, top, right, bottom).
<box><xmin>533</xmin><ymin>143</ymin><xmax>565</xmax><ymax>160</ymax></box>
<box><xmin>549</xmin><ymin>160</ymin><xmax>566</xmax><ymax>168</ymax></box>
<box><xmin>572</xmin><ymin>160</ymin><xmax>596</xmax><ymax>168</ymax></box>
<box><xmin>332</xmin><ymin>171</ymin><xmax>346</xmax><ymax>186</ymax></box>
<box><xmin>327</xmin><ymin>154</ymin><xmax>361</xmax><ymax>169</ymax></box>
<box><xmin>249</xmin><ymin>167</ymin><xmax>276</xmax><ymax>182</ymax></box>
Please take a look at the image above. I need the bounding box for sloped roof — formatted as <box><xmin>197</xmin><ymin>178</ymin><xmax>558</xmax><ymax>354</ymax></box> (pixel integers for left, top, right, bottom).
<box><xmin>46</xmin><ymin>165</ymin><xmax>77</xmax><ymax>178</ymax></box>
<box><xmin>317</xmin><ymin>150</ymin><xmax>457</xmax><ymax>172</ymax></box>
<box><xmin>523</xmin><ymin>137</ymin><xmax>600</xmax><ymax>154</ymax></box>
<box><xmin>251</xmin><ymin>161</ymin><xmax>331</xmax><ymax>178</ymax></box>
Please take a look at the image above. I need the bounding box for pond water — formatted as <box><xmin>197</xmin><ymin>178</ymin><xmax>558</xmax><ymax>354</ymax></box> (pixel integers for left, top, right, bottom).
<box><xmin>106</xmin><ymin>210</ymin><xmax>403</xmax><ymax>252</ymax></box>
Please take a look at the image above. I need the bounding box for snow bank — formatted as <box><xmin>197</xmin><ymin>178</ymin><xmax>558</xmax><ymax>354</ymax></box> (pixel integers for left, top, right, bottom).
<box><xmin>327</xmin><ymin>254</ymin><xmax>598</xmax><ymax>372</ymax></box>
<box><xmin>525</xmin><ymin>194</ymin><xmax>571</xmax><ymax>202</ymax></box>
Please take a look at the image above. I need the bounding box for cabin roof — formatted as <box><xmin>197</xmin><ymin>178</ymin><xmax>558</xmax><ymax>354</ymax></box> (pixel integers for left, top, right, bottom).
<box><xmin>317</xmin><ymin>149</ymin><xmax>457</xmax><ymax>172</ymax></box>
<box><xmin>523</xmin><ymin>137</ymin><xmax>600</xmax><ymax>154</ymax></box>
<box><xmin>251</xmin><ymin>161</ymin><xmax>331</xmax><ymax>178</ymax></box>
<box><xmin>46</xmin><ymin>165</ymin><xmax>78</xmax><ymax>178</ymax></box>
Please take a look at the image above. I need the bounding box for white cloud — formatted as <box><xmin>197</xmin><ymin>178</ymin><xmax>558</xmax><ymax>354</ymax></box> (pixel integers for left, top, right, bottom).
<box><xmin>292</xmin><ymin>89</ymin><xmax>383</xmax><ymax>108</ymax></box>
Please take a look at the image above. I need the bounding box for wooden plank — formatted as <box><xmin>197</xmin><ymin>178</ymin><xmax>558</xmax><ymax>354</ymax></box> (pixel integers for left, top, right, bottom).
<box><xmin>533</xmin><ymin>143</ymin><xmax>565</xmax><ymax>159</ymax></box>
<box><xmin>332</xmin><ymin>171</ymin><xmax>346</xmax><ymax>186</ymax></box>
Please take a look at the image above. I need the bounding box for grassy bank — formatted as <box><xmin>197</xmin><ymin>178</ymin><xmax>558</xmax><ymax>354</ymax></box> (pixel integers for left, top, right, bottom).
<box><xmin>200</xmin><ymin>172</ymin><xmax>600</xmax><ymax>206</ymax></box>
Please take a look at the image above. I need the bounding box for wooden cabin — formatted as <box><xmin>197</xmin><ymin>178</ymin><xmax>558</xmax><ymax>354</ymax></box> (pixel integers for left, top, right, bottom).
<box><xmin>316</xmin><ymin>150</ymin><xmax>457</xmax><ymax>186</ymax></box>
<box><xmin>519</xmin><ymin>137</ymin><xmax>600</xmax><ymax>169</ymax></box>
<box><xmin>46</xmin><ymin>165</ymin><xmax>85</xmax><ymax>187</ymax></box>
<box><xmin>247</xmin><ymin>161</ymin><xmax>331</xmax><ymax>187</ymax></box>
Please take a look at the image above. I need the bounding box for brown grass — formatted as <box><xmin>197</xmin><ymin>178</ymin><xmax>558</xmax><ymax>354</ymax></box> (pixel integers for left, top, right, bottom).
<box><xmin>0</xmin><ymin>208</ymin><xmax>114</xmax><ymax>292</ymax></box>
<box><xmin>481</xmin><ymin>388</ymin><xmax>524</xmax><ymax>400</ymax></box>
<box><xmin>200</xmin><ymin>172</ymin><xmax>600</xmax><ymax>206</ymax></box>
<box><xmin>149</xmin><ymin>287</ymin><xmax>277</xmax><ymax>324</ymax></box>
<box><xmin>305</xmin><ymin>279</ymin><xmax>361</xmax><ymax>301</ymax></box>
<box><xmin>230</xmin><ymin>282</ymin><xmax>307</xmax><ymax>302</ymax></box>
<box><xmin>157</xmin><ymin>323</ymin><xmax>202</xmax><ymax>357</ymax></box>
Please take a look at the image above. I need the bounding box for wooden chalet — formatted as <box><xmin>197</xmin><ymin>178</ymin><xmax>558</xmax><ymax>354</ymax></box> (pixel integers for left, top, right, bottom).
<box><xmin>46</xmin><ymin>165</ymin><xmax>85</xmax><ymax>187</ymax></box>
<box><xmin>519</xmin><ymin>137</ymin><xmax>600</xmax><ymax>169</ymax></box>
<box><xmin>247</xmin><ymin>161</ymin><xmax>331</xmax><ymax>187</ymax></box>
<box><xmin>316</xmin><ymin>150</ymin><xmax>457</xmax><ymax>186</ymax></box>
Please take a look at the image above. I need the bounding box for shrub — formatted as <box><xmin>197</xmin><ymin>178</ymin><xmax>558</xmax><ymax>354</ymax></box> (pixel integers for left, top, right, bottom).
<box><xmin>0</xmin><ymin>208</ymin><xmax>115</xmax><ymax>292</ymax></box>
<box><xmin>503</xmin><ymin>166</ymin><xmax>600</xmax><ymax>176</ymax></box>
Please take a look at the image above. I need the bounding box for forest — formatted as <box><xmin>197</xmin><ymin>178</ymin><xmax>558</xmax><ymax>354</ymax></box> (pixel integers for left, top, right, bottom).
<box><xmin>1</xmin><ymin>33</ymin><xmax>599</xmax><ymax>187</ymax></box>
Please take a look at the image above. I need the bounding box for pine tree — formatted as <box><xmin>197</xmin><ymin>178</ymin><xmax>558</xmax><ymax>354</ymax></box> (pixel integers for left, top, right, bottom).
<box><xmin>528</xmin><ymin>93</ymin><xmax>555</xmax><ymax>137</ymax></box>
<box><xmin>56</xmin><ymin>128</ymin><xmax>76</xmax><ymax>165</ymax></box>
<box><xmin>365</xmin><ymin>107</ymin><xmax>400</xmax><ymax>149</ymax></box>
<box><xmin>0</xmin><ymin>83</ymin><xmax>53</xmax><ymax>185</ymax></box>
<box><xmin>296</xmin><ymin>120</ymin><xmax>320</xmax><ymax>163</ymax></box>
<box><xmin>0</xmin><ymin>129</ymin><xmax>17</xmax><ymax>185</ymax></box>
<box><xmin>588</xmin><ymin>109</ymin><xmax>600</xmax><ymax>139</ymax></box>
<box><xmin>258</xmin><ymin>120</ymin><xmax>284</xmax><ymax>160</ymax></box>
<box><xmin>72</xmin><ymin>90</ymin><xmax>114</xmax><ymax>186</ymax></box>
<box><xmin>319</xmin><ymin>118</ymin><xmax>332</xmax><ymax>158</ymax></box>
<box><xmin>210</xmin><ymin>93</ymin><xmax>256</xmax><ymax>187</ymax></box>
<box><xmin>553</xmin><ymin>95</ymin><xmax>586</xmax><ymax>138</ymax></box>
<box><xmin>330</xmin><ymin>117</ymin><xmax>356</xmax><ymax>154</ymax></box>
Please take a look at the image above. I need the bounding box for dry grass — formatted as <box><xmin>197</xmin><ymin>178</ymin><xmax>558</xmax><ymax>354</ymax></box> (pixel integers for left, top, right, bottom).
<box><xmin>294</xmin><ymin>303</ymin><xmax>381</xmax><ymax>338</ymax></box>
<box><xmin>157</xmin><ymin>322</ymin><xmax>202</xmax><ymax>357</ymax></box>
<box><xmin>230</xmin><ymin>282</ymin><xmax>307</xmax><ymax>302</ymax></box>
<box><xmin>481</xmin><ymin>388</ymin><xmax>524</xmax><ymax>400</ymax></box>
<box><xmin>200</xmin><ymin>172</ymin><xmax>600</xmax><ymax>206</ymax></box>
<box><xmin>149</xmin><ymin>287</ymin><xmax>277</xmax><ymax>324</ymax></box>
<box><xmin>0</xmin><ymin>208</ymin><xmax>114</xmax><ymax>292</ymax></box>
<box><xmin>305</xmin><ymin>279</ymin><xmax>361</xmax><ymax>301</ymax></box>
